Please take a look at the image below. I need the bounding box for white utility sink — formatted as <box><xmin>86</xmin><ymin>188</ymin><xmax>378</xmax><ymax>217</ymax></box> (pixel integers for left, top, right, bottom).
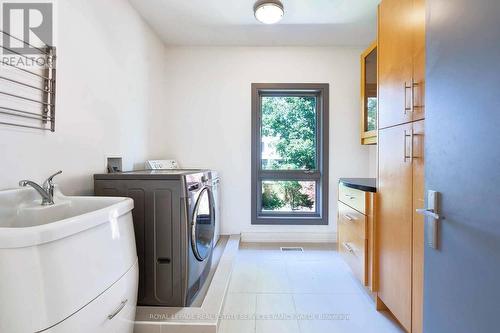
<box><xmin>0</xmin><ymin>187</ymin><xmax>138</xmax><ymax>333</ymax></box>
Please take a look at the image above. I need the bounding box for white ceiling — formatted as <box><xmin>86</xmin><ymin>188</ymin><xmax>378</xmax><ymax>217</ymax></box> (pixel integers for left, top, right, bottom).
<box><xmin>128</xmin><ymin>0</ymin><xmax>380</xmax><ymax>47</ymax></box>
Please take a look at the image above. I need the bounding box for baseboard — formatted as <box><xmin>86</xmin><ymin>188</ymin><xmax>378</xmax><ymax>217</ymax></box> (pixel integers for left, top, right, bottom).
<box><xmin>240</xmin><ymin>231</ymin><xmax>337</xmax><ymax>243</ymax></box>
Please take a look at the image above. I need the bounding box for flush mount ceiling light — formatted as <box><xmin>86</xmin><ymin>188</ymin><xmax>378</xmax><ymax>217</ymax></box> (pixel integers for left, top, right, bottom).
<box><xmin>254</xmin><ymin>0</ymin><xmax>284</xmax><ymax>24</ymax></box>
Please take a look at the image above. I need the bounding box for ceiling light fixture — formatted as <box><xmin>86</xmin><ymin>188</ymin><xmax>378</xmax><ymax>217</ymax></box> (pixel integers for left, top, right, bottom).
<box><xmin>254</xmin><ymin>0</ymin><xmax>284</xmax><ymax>24</ymax></box>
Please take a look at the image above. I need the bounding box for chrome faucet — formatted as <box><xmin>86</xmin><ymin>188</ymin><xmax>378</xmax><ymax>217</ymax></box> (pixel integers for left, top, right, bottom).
<box><xmin>19</xmin><ymin>170</ymin><xmax>62</xmax><ymax>206</ymax></box>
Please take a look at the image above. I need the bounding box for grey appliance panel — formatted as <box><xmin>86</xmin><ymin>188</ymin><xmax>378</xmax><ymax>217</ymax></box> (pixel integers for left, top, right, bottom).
<box><xmin>94</xmin><ymin>179</ymin><xmax>186</xmax><ymax>306</ymax></box>
<box><xmin>153</xmin><ymin>187</ymin><xmax>180</xmax><ymax>304</ymax></box>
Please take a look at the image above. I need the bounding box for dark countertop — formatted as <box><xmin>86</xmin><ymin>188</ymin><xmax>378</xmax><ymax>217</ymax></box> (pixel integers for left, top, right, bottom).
<box><xmin>339</xmin><ymin>178</ymin><xmax>377</xmax><ymax>193</ymax></box>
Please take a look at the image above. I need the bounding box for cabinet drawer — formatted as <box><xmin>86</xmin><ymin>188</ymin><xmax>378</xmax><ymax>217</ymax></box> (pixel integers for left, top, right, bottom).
<box><xmin>338</xmin><ymin>201</ymin><xmax>367</xmax><ymax>285</ymax></box>
<box><xmin>48</xmin><ymin>260</ymin><xmax>138</xmax><ymax>333</ymax></box>
<box><xmin>339</xmin><ymin>183</ymin><xmax>367</xmax><ymax>214</ymax></box>
<box><xmin>338</xmin><ymin>201</ymin><xmax>367</xmax><ymax>239</ymax></box>
<box><xmin>338</xmin><ymin>225</ymin><xmax>367</xmax><ymax>285</ymax></box>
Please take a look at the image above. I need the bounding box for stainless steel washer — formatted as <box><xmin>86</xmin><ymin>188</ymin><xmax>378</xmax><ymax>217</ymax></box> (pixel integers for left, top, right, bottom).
<box><xmin>94</xmin><ymin>169</ymin><xmax>216</xmax><ymax>307</ymax></box>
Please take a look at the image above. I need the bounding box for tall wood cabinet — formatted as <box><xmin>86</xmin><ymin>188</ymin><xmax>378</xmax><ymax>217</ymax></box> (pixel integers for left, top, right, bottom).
<box><xmin>378</xmin><ymin>0</ymin><xmax>413</xmax><ymax>129</ymax></box>
<box><xmin>377</xmin><ymin>0</ymin><xmax>425</xmax><ymax>332</ymax></box>
<box><xmin>378</xmin><ymin>123</ymin><xmax>413</xmax><ymax>329</ymax></box>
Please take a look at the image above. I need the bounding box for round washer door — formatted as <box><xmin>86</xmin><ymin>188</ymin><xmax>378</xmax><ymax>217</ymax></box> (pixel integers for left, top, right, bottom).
<box><xmin>191</xmin><ymin>187</ymin><xmax>215</xmax><ymax>261</ymax></box>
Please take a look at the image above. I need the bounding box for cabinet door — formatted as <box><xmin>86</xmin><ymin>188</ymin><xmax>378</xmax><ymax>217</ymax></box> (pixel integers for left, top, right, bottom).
<box><xmin>377</xmin><ymin>123</ymin><xmax>413</xmax><ymax>331</ymax></box>
<box><xmin>412</xmin><ymin>0</ymin><xmax>426</xmax><ymax>122</ymax></box>
<box><xmin>378</xmin><ymin>0</ymin><xmax>413</xmax><ymax>129</ymax></box>
<box><xmin>412</xmin><ymin>120</ymin><xmax>425</xmax><ymax>333</ymax></box>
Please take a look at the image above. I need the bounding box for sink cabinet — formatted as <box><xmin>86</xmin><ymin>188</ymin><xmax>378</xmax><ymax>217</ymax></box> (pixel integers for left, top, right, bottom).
<box><xmin>0</xmin><ymin>188</ymin><xmax>138</xmax><ymax>333</ymax></box>
<box><xmin>47</xmin><ymin>261</ymin><xmax>138</xmax><ymax>333</ymax></box>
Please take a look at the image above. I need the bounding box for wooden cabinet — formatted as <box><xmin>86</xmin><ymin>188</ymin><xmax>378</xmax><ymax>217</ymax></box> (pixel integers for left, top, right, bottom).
<box><xmin>378</xmin><ymin>0</ymin><xmax>413</xmax><ymax>129</ymax></box>
<box><xmin>412</xmin><ymin>0</ymin><xmax>426</xmax><ymax>122</ymax></box>
<box><xmin>377</xmin><ymin>0</ymin><xmax>425</xmax><ymax>332</ymax></box>
<box><xmin>338</xmin><ymin>182</ymin><xmax>377</xmax><ymax>292</ymax></box>
<box><xmin>378</xmin><ymin>121</ymin><xmax>425</xmax><ymax>332</ymax></box>
<box><xmin>377</xmin><ymin>123</ymin><xmax>414</xmax><ymax>330</ymax></box>
<box><xmin>338</xmin><ymin>201</ymin><xmax>367</xmax><ymax>284</ymax></box>
<box><xmin>378</xmin><ymin>0</ymin><xmax>426</xmax><ymax>129</ymax></box>
<box><xmin>339</xmin><ymin>183</ymin><xmax>368</xmax><ymax>214</ymax></box>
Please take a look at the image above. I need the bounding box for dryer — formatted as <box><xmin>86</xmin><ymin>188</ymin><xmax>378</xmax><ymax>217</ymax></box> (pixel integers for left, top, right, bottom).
<box><xmin>211</xmin><ymin>175</ymin><xmax>221</xmax><ymax>246</ymax></box>
<box><xmin>94</xmin><ymin>169</ymin><xmax>215</xmax><ymax>307</ymax></box>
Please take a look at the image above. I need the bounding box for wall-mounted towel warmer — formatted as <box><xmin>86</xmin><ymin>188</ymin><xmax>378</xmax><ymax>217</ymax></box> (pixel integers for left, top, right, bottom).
<box><xmin>0</xmin><ymin>30</ymin><xmax>56</xmax><ymax>132</ymax></box>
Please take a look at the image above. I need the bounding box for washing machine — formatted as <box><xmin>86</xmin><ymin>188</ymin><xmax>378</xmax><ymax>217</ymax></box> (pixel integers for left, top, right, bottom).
<box><xmin>210</xmin><ymin>172</ymin><xmax>221</xmax><ymax>246</ymax></box>
<box><xmin>94</xmin><ymin>169</ymin><xmax>216</xmax><ymax>307</ymax></box>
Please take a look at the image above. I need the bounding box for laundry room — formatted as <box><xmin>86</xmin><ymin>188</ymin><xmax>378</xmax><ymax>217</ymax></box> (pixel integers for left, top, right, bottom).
<box><xmin>1</xmin><ymin>1</ymin><xmax>499</xmax><ymax>333</ymax></box>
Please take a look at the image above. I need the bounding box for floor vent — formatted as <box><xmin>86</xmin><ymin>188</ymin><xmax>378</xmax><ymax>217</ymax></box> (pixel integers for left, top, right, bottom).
<box><xmin>280</xmin><ymin>247</ymin><xmax>304</xmax><ymax>252</ymax></box>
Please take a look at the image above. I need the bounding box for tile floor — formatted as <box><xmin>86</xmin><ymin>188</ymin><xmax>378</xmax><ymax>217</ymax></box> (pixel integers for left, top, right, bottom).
<box><xmin>218</xmin><ymin>242</ymin><xmax>404</xmax><ymax>333</ymax></box>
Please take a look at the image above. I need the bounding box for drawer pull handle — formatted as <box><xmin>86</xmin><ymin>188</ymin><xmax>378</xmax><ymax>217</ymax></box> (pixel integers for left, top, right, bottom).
<box><xmin>342</xmin><ymin>242</ymin><xmax>354</xmax><ymax>254</ymax></box>
<box><xmin>344</xmin><ymin>194</ymin><xmax>355</xmax><ymax>200</ymax></box>
<box><xmin>343</xmin><ymin>214</ymin><xmax>354</xmax><ymax>221</ymax></box>
<box><xmin>107</xmin><ymin>299</ymin><xmax>128</xmax><ymax>320</ymax></box>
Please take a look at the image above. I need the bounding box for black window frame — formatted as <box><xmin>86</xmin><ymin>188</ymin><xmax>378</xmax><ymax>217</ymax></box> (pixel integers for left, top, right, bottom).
<box><xmin>251</xmin><ymin>83</ymin><xmax>329</xmax><ymax>225</ymax></box>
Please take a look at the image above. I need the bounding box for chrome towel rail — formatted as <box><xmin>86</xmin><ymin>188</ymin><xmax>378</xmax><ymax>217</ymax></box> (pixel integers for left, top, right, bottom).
<box><xmin>0</xmin><ymin>106</ymin><xmax>52</xmax><ymax>120</ymax></box>
<box><xmin>0</xmin><ymin>75</ymin><xmax>53</xmax><ymax>93</ymax></box>
<box><xmin>0</xmin><ymin>121</ymin><xmax>52</xmax><ymax>131</ymax></box>
<box><xmin>1</xmin><ymin>59</ymin><xmax>53</xmax><ymax>81</ymax></box>
<box><xmin>0</xmin><ymin>30</ymin><xmax>50</xmax><ymax>55</ymax></box>
<box><xmin>0</xmin><ymin>30</ymin><xmax>56</xmax><ymax>132</ymax></box>
<box><xmin>0</xmin><ymin>91</ymin><xmax>54</xmax><ymax>106</ymax></box>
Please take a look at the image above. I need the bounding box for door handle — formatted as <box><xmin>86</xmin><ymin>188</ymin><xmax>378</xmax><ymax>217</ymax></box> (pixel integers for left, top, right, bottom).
<box><xmin>415</xmin><ymin>190</ymin><xmax>442</xmax><ymax>220</ymax></box>
<box><xmin>107</xmin><ymin>299</ymin><xmax>128</xmax><ymax>320</ymax></box>
<box><xmin>188</xmin><ymin>183</ymin><xmax>201</xmax><ymax>191</ymax></box>
<box><xmin>416</xmin><ymin>208</ymin><xmax>440</xmax><ymax>220</ymax></box>
<box><xmin>416</xmin><ymin>190</ymin><xmax>441</xmax><ymax>250</ymax></box>
<box><xmin>416</xmin><ymin>207</ymin><xmax>440</xmax><ymax>250</ymax></box>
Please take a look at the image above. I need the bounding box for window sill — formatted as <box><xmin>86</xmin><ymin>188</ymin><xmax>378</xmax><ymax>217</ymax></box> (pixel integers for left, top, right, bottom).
<box><xmin>252</xmin><ymin>216</ymin><xmax>328</xmax><ymax>225</ymax></box>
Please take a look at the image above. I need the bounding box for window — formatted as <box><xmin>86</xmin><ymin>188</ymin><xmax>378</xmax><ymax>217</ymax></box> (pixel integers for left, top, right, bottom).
<box><xmin>251</xmin><ymin>83</ymin><xmax>329</xmax><ymax>225</ymax></box>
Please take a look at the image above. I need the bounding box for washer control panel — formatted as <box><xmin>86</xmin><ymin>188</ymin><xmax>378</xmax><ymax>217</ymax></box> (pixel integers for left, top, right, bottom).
<box><xmin>145</xmin><ymin>160</ymin><xmax>179</xmax><ymax>170</ymax></box>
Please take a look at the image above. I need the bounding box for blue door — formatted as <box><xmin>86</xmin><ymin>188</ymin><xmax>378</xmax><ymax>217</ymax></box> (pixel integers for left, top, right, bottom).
<box><xmin>425</xmin><ymin>1</ymin><xmax>500</xmax><ymax>332</ymax></box>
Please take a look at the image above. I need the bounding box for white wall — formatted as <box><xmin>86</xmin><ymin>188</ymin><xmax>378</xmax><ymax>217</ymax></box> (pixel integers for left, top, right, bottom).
<box><xmin>369</xmin><ymin>146</ymin><xmax>378</xmax><ymax>178</ymax></box>
<box><xmin>0</xmin><ymin>4</ymin><xmax>376</xmax><ymax>241</ymax></box>
<box><xmin>0</xmin><ymin>0</ymin><xmax>166</xmax><ymax>193</ymax></box>
<box><xmin>155</xmin><ymin>47</ymin><xmax>376</xmax><ymax>240</ymax></box>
